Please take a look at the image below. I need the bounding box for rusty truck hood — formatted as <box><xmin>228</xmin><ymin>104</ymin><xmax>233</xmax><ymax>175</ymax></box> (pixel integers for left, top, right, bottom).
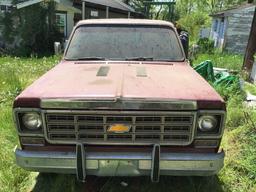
<box><xmin>14</xmin><ymin>61</ymin><xmax>225</xmax><ymax>109</ymax></box>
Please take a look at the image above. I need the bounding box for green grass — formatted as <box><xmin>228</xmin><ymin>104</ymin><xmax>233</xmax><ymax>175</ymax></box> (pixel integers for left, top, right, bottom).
<box><xmin>244</xmin><ymin>82</ymin><xmax>256</xmax><ymax>95</ymax></box>
<box><xmin>218</xmin><ymin>96</ymin><xmax>256</xmax><ymax>192</ymax></box>
<box><xmin>193</xmin><ymin>53</ymin><xmax>244</xmax><ymax>71</ymax></box>
<box><xmin>0</xmin><ymin>56</ymin><xmax>59</xmax><ymax>192</ymax></box>
<box><xmin>0</xmin><ymin>54</ymin><xmax>255</xmax><ymax>192</ymax></box>
<box><xmin>193</xmin><ymin>53</ymin><xmax>256</xmax><ymax>191</ymax></box>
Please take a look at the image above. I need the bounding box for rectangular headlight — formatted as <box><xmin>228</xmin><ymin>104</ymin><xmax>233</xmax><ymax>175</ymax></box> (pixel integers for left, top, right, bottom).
<box><xmin>196</xmin><ymin>111</ymin><xmax>226</xmax><ymax>139</ymax></box>
<box><xmin>13</xmin><ymin>108</ymin><xmax>43</xmax><ymax>136</ymax></box>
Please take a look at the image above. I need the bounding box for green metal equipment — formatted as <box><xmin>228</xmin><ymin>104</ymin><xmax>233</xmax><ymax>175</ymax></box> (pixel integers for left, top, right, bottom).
<box><xmin>194</xmin><ymin>60</ymin><xmax>239</xmax><ymax>88</ymax></box>
<box><xmin>193</xmin><ymin>60</ymin><xmax>215</xmax><ymax>82</ymax></box>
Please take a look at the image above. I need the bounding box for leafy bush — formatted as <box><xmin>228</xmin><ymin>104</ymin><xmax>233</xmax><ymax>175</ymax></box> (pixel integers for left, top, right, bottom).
<box><xmin>2</xmin><ymin>1</ymin><xmax>62</xmax><ymax>57</ymax></box>
<box><xmin>177</xmin><ymin>11</ymin><xmax>210</xmax><ymax>42</ymax></box>
<box><xmin>215</xmin><ymin>80</ymin><xmax>244</xmax><ymax>100</ymax></box>
<box><xmin>197</xmin><ymin>38</ymin><xmax>215</xmax><ymax>54</ymax></box>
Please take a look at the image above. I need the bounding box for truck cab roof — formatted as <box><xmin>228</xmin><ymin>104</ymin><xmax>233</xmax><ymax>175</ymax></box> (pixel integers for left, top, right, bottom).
<box><xmin>76</xmin><ymin>19</ymin><xmax>175</xmax><ymax>28</ymax></box>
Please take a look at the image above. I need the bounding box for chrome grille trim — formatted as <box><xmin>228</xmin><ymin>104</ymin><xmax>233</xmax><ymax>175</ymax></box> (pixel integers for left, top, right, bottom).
<box><xmin>40</xmin><ymin>99</ymin><xmax>197</xmax><ymax>110</ymax></box>
<box><xmin>43</xmin><ymin>110</ymin><xmax>197</xmax><ymax>146</ymax></box>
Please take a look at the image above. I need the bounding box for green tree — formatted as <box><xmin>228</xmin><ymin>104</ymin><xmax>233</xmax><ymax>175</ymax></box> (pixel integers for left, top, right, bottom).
<box><xmin>1</xmin><ymin>12</ymin><xmax>15</xmax><ymax>44</ymax></box>
<box><xmin>128</xmin><ymin>0</ymin><xmax>146</xmax><ymax>13</ymax></box>
<box><xmin>2</xmin><ymin>0</ymin><xmax>61</xmax><ymax>56</ymax></box>
<box><xmin>176</xmin><ymin>0</ymin><xmax>248</xmax><ymax>15</ymax></box>
<box><xmin>177</xmin><ymin>11</ymin><xmax>211</xmax><ymax>41</ymax></box>
<box><xmin>175</xmin><ymin>0</ymin><xmax>248</xmax><ymax>40</ymax></box>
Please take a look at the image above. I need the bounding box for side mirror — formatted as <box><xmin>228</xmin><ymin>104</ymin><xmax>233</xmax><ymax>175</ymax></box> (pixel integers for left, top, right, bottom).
<box><xmin>180</xmin><ymin>31</ymin><xmax>189</xmax><ymax>58</ymax></box>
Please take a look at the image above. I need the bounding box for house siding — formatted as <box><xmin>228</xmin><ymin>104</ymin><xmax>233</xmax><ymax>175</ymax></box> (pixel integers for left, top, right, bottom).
<box><xmin>83</xmin><ymin>6</ymin><xmax>129</xmax><ymax>19</ymax></box>
<box><xmin>224</xmin><ymin>6</ymin><xmax>255</xmax><ymax>54</ymax></box>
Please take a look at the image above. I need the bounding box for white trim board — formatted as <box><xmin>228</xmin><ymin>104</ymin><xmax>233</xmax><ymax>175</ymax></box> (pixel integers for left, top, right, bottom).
<box><xmin>16</xmin><ymin>0</ymin><xmax>60</xmax><ymax>9</ymax></box>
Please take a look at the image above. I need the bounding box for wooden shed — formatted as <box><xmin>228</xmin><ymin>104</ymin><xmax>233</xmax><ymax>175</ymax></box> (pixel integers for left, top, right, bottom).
<box><xmin>210</xmin><ymin>3</ymin><xmax>255</xmax><ymax>54</ymax></box>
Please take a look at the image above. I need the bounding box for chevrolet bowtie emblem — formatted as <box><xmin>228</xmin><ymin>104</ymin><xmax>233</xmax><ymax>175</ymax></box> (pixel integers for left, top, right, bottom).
<box><xmin>107</xmin><ymin>124</ymin><xmax>131</xmax><ymax>133</ymax></box>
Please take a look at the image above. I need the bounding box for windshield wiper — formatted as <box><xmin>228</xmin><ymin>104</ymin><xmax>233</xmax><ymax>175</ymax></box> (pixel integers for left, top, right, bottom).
<box><xmin>72</xmin><ymin>57</ymin><xmax>106</xmax><ymax>61</ymax></box>
<box><xmin>125</xmin><ymin>57</ymin><xmax>154</xmax><ymax>61</ymax></box>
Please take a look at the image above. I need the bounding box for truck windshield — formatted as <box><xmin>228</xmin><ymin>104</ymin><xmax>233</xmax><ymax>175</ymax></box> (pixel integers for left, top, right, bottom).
<box><xmin>65</xmin><ymin>25</ymin><xmax>184</xmax><ymax>61</ymax></box>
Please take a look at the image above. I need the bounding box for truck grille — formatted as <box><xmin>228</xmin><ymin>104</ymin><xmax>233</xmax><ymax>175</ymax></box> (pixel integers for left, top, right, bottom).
<box><xmin>44</xmin><ymin>111</ymin><xmax>196</xmax><ymax>146</ymax></box>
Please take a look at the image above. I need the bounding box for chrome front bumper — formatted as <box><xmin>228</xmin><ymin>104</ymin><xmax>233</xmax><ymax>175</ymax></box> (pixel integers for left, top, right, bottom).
<box><xmin>15</xmin><ymin>145</ymin><xmax>224</xmax><ymax>182</ymax></box>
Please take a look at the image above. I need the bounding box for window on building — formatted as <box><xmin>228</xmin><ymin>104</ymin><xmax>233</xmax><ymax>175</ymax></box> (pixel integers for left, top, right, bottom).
<box><xmin>213</xmin><ymin>19</ymin><xmax>218</xmax><ymax>32</ymax></box>
<box><xmin>0</xmin><ymin>5</ymin><xmax>12</xmax><ymax>13</ymax></box>
<box><xmin>0</xmin><ymin>5</ymin><xmax>6</xmax><ymax>11</ymax></box>
<box><xmin>7</xmin><ymin>5</ymin><xmax>12</xmax><ymax>11</ymax></box>
<box><xmin>55</xmin><ymin>13</ymin><xmax>67</xmax><ymax>38</ymax></box>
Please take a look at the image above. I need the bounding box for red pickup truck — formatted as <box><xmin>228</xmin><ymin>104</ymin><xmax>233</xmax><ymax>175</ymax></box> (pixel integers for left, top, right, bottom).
<box><xmin>13</xmin><ymin>19</ymin><xmax>225</xmax><ymax>182</ymax></box>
